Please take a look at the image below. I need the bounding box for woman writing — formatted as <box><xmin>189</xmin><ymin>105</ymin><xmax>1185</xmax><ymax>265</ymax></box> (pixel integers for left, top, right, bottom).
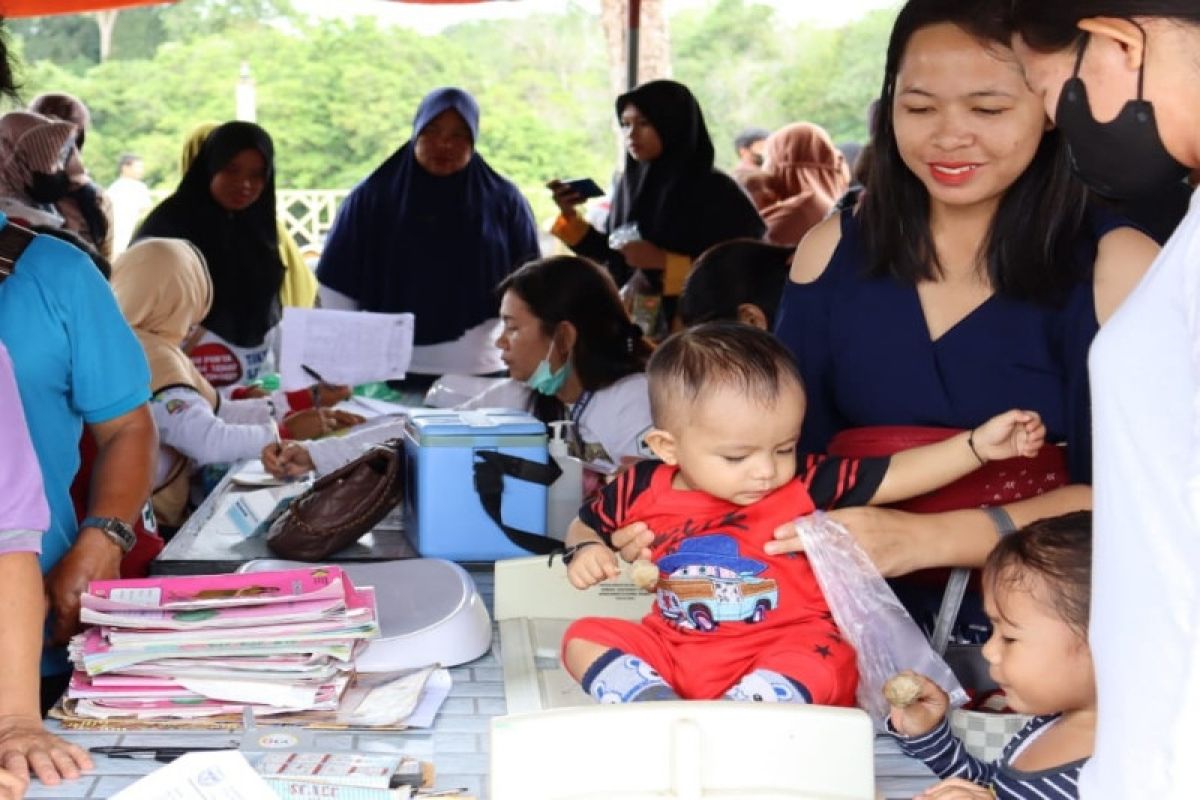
<box><xmin>265</xmin><ymin>255</ymin><xmax>654</xmax><ymax>479</ymax></box>
<box><xmin>134</xmin><ymin>121</ymin><xmax>286</xmax><ymax>391</ymax></box>
<box><xmin>549</xmin><ymin>80</ymin><xmax>764</xmax><ymax>338</ymax></box>
<box><xmin>112</xmin><ymin>238</ymin><xmax>355</xmax><ymax>531</ymax></box>
<box><xmin>1006</xmin><ymin>4</ymin><xmax>1200</xmax><ymax>795</ymax></box>
<box><xmin>317</xmin><ymin>87</ymin><xmax>540</xmax><ymax>383</ymax></box>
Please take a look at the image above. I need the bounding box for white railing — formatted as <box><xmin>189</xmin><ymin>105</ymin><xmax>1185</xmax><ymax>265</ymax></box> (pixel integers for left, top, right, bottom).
<box><xmin>278</xmin><ymin>189</ymin><xmax>350</xmax><ymax>251</ymax></box>
<box><xmin>146</xmin><ymin>188</ymin><xmax>349</xmax><ymax>253</ymax></box>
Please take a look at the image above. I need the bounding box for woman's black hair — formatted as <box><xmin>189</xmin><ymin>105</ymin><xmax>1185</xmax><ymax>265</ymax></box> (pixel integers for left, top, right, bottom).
<box><xmin>679</xmin><ymin>239</ymin><xmax>793</xmax><ymax>329</ymax></box>
<box><xmin>1008</xmin><ymin>1</ymin><xmax>1200</xmax><ymax>52</ymax></box>
<box><xmin>497</xmin><ymin>255</ymin><xmax>653</xmax><ymax>424</ymax></box>
<box><xmin>861</xmin><ymin>0</ymin><xmax>1089</xmax><ymax>305</ymax></box>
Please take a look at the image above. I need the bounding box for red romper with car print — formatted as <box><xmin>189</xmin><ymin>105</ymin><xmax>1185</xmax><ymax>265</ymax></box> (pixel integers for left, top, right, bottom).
<box><xmin>564</xmin><ymin>455</ymin><xmax>887</xmax><ymax>703</ymax></box>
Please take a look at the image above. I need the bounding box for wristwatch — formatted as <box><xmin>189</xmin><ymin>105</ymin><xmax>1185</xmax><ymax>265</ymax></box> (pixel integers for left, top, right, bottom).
<box><xmin>79</xmin><ymin>516</ymin><xmax>137</xmax><ymax>554</ymax></box>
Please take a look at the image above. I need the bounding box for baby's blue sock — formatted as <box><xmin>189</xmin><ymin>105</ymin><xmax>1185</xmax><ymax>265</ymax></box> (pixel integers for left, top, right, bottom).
<box><xmin>724</xmin><ymin>669</ymin><xmax>812</xmax><ymax>703</ymax></box>
<box><xmin>581</xmin><ymin>648</ymin><xmax>680</xmax><ymax>703</ymax></box>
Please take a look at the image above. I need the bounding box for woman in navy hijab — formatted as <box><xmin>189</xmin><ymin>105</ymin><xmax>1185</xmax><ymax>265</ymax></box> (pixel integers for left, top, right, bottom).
<box><xmin>317</xmin><ymin>88</ymin><xmax>540</xmax><ymax>381</ymax></box>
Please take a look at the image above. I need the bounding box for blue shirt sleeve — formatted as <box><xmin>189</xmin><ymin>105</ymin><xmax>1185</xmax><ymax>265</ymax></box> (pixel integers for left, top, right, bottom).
<box><xmin>889</xmin><ymin>718</ymin><xmax>999</xmax><ymax>786</ymax></box>
<box><xmin>31</xmin><ymin>236</ymin><xmax>150</xmax><ymax>423</ymax></box>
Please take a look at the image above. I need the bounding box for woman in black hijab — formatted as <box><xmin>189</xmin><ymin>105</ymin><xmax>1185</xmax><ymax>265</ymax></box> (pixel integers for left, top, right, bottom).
<box><xmin>134</xmin><ymin>122</ymin><xmax>285</xmax><ymax>389</ymax></box>
<box><xmin>549</xmin><ymin>80</ymin><xmax>764</xmax><ymax>336</ymax></box>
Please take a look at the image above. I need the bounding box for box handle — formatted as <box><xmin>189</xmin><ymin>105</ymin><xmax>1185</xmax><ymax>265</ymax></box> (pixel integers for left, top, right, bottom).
<box><xmin>472</xmin><ymin>450</ymin><xmax>562</xmax><ymax>555</ymax></box>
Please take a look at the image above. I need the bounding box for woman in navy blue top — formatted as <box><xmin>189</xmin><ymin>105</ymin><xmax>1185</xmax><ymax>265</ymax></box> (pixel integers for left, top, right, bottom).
<box><xmin>767</xmin><ymin>0</ymin><xmax>1159</xmax><ymax>580</ymax></box>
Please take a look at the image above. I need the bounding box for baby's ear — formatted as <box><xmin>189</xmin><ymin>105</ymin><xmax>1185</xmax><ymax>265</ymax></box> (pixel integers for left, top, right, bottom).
<box><xmin>642</xmin><ymin>428</ymin><xmax>678</xmax><ymax>465</ymax></box>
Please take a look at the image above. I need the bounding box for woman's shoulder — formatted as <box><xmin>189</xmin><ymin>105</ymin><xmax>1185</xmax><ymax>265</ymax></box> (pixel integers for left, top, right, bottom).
<box><xmin>1091</xmin><ymin>222</ymin><xmax>1160</xmax><ymax>325</ymax></box>
<box><xmin>594</xmin><ymin>372</ymin><xmax>649</xmax><ymax>402</ymax></box>
<box><xmin>788</xmin><ymin>212</ymin><xmax>847</xmax><ymax>285</ymax></box>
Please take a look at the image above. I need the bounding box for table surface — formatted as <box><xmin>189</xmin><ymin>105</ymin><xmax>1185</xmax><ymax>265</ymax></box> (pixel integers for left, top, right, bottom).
<box><xmin>151</xmin><ymin>461</ymin><xmax>416</xmax><ymax>576</ymax></box>
<box><xmin>36</xmin><ymin>571</ymin><xmax>937</xmax><ymax>799</ymax></box>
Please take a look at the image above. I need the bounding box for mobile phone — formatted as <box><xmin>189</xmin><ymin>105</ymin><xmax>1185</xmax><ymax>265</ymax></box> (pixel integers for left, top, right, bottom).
<box><xmin>562</xmin><ymin>177</ymin><xmax>605</xmax><ymax>199</ymax></box>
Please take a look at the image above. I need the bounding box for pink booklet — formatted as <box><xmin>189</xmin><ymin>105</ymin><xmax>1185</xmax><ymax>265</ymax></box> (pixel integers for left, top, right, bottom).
<box><xmin>81</xmin><ymin>595</ymin><xmax>349</xmax><ymax>631</ymax></box>
<box><xmin>83</xmin><ymin>567</ymin><xmax>351</xmax><ymax>612</ymax></box>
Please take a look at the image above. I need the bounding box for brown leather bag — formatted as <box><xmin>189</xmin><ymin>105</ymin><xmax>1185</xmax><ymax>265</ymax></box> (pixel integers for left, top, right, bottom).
<box><xmin>266</xmin><ymin>440</ymin><xmax>405</xmax><ymax>562</ymax></box>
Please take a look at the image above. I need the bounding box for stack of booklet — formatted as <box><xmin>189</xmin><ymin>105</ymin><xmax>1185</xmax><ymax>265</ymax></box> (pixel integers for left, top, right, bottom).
<box><xmin>65</xmin><ymin>567</ymin><xmax>380</xmax><ymax>721</ymax></box>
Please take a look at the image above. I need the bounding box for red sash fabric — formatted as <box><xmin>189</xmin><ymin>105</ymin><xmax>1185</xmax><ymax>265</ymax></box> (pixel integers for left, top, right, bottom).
<box><xmin>827</xmin><ymin>426</ymin><xmax>1068</xmax><ymax>513</ymax></box>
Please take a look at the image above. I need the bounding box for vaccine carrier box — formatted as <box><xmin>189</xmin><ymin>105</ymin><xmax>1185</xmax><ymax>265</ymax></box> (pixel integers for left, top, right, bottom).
<box><xmin>403</xmin><ymin>408</ymin><xmax>550</xmax><ymax>561</ymax></box>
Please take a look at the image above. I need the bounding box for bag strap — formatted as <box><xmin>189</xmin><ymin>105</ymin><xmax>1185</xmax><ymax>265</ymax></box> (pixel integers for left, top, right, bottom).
<box><xmin>472</xmin><ymin>450</ymin><xmax>563</xmax><ymax>556</ymax></box>
<box><xmin>0</xmin><ymin>221</ymin><xmax>35</xmax><ymax>285</ymax></box>
<box><xmin>931</xmin><ymin>506</ymin><xmax>1018</xmax><ymax>654</ymax></box>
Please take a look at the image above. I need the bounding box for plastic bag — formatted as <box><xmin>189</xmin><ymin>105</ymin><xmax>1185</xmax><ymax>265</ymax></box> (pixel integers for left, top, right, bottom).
<box><xmin>607</xmin><ymin>221</ymin><xmax>641</xmax><ymax>250</ymax></box>
<box><xmin>795</xmin><ymin>511</ymin><xmax>968</xmax><ymax>726</ymax></box>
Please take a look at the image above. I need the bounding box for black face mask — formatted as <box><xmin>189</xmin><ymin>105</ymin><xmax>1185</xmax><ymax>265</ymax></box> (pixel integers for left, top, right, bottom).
<box><xmin>1055</xmin><ymin>33</ymin><xmax>1190</xmax><ymax>200</ymax></box>
<box><xmin>27</xmin><ymin>170</ymin><xmax>71</xmax><ymax>204</ymax></box>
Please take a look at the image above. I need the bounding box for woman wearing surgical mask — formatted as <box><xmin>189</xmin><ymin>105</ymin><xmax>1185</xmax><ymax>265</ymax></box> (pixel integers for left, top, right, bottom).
<box><xmin>264</xmin><ymin>256</ymin><xmax>655</xmax><ymax>481</ymax></box>
<box><xmin>488</xmin><ymin>255</ymin><xmax>653</xmax><ymax>471</ymax></box>
<box><xmin>1008</xmin><ymin>5</ymin><xmax>1200</xmax><ymax>798</ymax></box>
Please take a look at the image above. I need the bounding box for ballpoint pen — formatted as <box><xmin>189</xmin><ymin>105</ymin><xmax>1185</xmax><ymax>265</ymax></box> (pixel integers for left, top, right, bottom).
<box><xmin>301</xmin><ymin>362</ymin><xmax>328</xmax><ymax>434</ymax></box>
<box><xmin>89</xmin><ymin>745</ymin><xmax>233</xmax><ymax>764</ymax></box>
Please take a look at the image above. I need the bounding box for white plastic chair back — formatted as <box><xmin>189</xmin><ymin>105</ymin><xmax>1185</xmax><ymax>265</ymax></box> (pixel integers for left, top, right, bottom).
<box><xmin>490</xmin><ymin>701</ymin><xmax>876</xmax><ymax>800</ymax></box>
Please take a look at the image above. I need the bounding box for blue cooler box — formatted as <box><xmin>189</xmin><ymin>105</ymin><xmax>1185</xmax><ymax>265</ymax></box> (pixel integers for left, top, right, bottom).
<box><xmin>403</xmin><ymin>408</ymin><xmax>550</xmax><ymax>560</ymax></box>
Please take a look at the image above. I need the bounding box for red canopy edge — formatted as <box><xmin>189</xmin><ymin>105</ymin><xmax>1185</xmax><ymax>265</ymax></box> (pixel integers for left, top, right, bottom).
<box><xmin>0</xmin><ymin>0</ymin><xmax>516</xmax><ymax>16</ymax></box>
<box><xmin>0</xmin><ymin>0</ymin><xmax>175</xmax><ymax>16</ymax></box>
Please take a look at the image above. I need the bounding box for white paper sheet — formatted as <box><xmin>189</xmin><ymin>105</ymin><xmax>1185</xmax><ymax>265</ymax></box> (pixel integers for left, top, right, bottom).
<box><xmin>279</xmin><ymin>308</ymin><xmax>415</xmax><ymax>390</ymax></box>
<box><xmin>112</xmin><ymin>751</ymin><xmax>276</xmax><ymax>800</ymax></box>
<box><xmin>400</xmin><ymin>667</ymin><xmax>453</xmax><ymax>728</ymax></box>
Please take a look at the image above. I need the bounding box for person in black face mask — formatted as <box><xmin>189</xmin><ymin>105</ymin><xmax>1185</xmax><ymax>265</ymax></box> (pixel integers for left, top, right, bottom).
<box><xmin>0</xmin><ymin>111</ymin><xmax>76</xmax><ymax>228</ymax></box>
<box><xmin>1008</xmin><ymin>4</ymin><xmax>1200</xmax><ymax>799</ymax></box>
<box><xmin>0</xmin><ymin>110</ymin><xmax>112</xmax><ymax>259</ymax></box>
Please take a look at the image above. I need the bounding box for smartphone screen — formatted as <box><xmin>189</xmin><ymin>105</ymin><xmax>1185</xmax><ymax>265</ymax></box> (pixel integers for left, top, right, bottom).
<box><xmin>563</xmin><ymin>177</ymin><xmax>605</xmax><ymax>199</ymax></box>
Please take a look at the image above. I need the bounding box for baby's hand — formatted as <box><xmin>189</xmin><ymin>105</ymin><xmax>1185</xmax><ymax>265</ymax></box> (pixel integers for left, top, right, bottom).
<box><xmin>970</xmin><ymin>410</ymin><xmax>1045</xmax><ymax>462</ymax></box>
<box><xmin>566</xmin><ymin>543</ymin><xmax>620</xmax><ymax>590</ymax></box>
<box><xmin>884</xmin><ymin>671</ymin><xmax>950</xmax><ymax>738</ymax></box>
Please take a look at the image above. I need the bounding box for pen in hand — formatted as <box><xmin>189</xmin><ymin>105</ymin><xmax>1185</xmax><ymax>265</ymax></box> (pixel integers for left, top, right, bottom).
<box><xmin>301</xmin><ymin>363</ymin><xmax>329</xmax><ymax>435</ymax></box>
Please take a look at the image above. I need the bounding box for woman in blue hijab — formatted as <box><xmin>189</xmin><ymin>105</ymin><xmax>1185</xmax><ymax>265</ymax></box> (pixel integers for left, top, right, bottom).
<box><xmin>317</xmin><ymin>88</ymin><xmax>541</xmax><ymax>381</ymax></box>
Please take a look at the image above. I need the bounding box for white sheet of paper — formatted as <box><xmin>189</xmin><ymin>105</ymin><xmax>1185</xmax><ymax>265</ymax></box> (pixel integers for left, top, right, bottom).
<box><xmin>112</xmin><ymin>751</ymin><xmax>276</xmax><ymax>800</ymax></box>
<box><xmin>279</xmin><ymin>307</ymin><xmax>414</xmax><ymax>390</ymax></box>
<box><xmin>400</xmin><ymin>667</ymin><xmax>453</xmax><ymax>728</ymax></box>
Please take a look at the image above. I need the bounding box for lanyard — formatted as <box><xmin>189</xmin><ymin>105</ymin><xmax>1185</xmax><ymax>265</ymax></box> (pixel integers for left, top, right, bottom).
<box><xmin>567</xmin><ymin>390</ymin><xmax>594</xmax><ymax>455</ymax></box>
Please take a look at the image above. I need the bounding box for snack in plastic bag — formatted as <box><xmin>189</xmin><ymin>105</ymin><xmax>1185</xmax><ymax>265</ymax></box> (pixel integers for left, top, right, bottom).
<box><xmin>795</xmin><ymin>511</ymin><xmax>969</xmax><ymax>726</ymax></box>
<box><xmin>607</xmin><ymin>221</ymin><xmax>642</xmax><ymax>250</ymax></box>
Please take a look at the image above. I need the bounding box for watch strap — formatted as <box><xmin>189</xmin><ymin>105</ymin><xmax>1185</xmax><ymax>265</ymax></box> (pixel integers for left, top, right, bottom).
<box><xmin>79</xmin><ymin>515</ymin><xmax>137</xmax><ymax>554</ymax></box>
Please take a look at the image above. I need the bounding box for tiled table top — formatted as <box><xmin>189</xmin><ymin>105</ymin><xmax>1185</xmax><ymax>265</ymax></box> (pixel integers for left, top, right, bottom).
<box><xmin>38</xmin><ymin>569</ymin><xmax>936</xmax><ymax>799</ymax></box>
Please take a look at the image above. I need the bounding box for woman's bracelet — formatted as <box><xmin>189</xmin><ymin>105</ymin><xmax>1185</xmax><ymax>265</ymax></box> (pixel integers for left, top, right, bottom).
<box><xmin>966</xmin><ymin>428</ymin><xmax>986</xmax><ymax>465</ymax></box>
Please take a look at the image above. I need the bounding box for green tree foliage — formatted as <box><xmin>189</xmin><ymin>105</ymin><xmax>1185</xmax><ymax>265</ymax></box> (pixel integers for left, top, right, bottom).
<box><xmin>5</xmin><ymin>0</ymin><xmax>895</xmax><ymax>227</ymax></box>
<box><xmin>159</xmin><ymin>0</ymin><xmax>297</xmax><ymax>43</ymax></box>
<box><xmin>674</xmin><ymin>0</ymin><xmax>896</xmax><ymax>170</ymax></box>
<box><xmin>7</xmin><ymin>15</ymin><xmax>99</xmax><ymax>71</ymax></box>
